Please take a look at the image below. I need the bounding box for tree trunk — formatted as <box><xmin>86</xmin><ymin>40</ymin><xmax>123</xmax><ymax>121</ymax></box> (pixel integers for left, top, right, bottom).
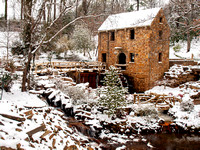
<box><xmin>87</xmin><ymin>50</ymin><xmax>92</xmax><ymax>59</ymax></box>
<box><xmin>22</xmin><ymin>0</ymin><xmax>32</xmax><ymax>92</ymax></box>
<box><xmin>43</xmin><ymin>6</ymin><xmax>46</xmax><ymax>21</ymax></box>
<box><xmin>187</xmin><ymin>31</ymin><xmax>191</xmax><ymax>52</ymax></box>
<box><xmin>111</xmin><ymin>0</ymin><xmax>114</xmax><ymax>12</ymax></box>
<box><xmin>75</xmin><ymin>0</ymin><xmax>79</xmax><ymax>18</ymax></box>
<box><xmin>47</xmin><ymin>1</ymin><xmax>52</xmax><ymax>23</ymax></box>
<box><xmin>54</xmin><ymin>0</ymin><xmax>56</xmax><ymax>20</ymax></box>
<box><xmin>103</xmin><ymin>0</ymin><xmax>107</xmax><ymax>13</ymax></box>
<box><xmin>21</xmin><ymin>0</ymin><xmax>24</xmax><ymax>20</ymax></box>
<box><xmin>22</xmin><ymin>50</ymin><xmax>32</xmax><ymax>92</ymax></box>
<box><xmin>5</xmin><ymin>0</ymin><xmax>8</xmax><ymax>20</ymax></box>
<box><xmin>137</xmin><ymin>0</ymin><xmax>139</xmax><ymax>11</ymax></box>
<box><xmin>82</xmin><ymin>0</ymin><xmax>87</xmax><ymax>16</ymax></box>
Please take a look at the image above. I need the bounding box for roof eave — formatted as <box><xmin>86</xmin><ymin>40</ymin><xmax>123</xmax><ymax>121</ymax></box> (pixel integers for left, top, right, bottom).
<box><xmin>98</xmin><ymin>25</ymin><xmax>151</xmax><ymax>32</ymax></box>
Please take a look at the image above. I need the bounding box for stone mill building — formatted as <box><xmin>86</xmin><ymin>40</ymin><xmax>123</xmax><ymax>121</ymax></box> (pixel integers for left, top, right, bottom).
<box><xmin>98</xmin><ymin>8</ymin><xmax>170</xmax><ymax>92</ymax></box>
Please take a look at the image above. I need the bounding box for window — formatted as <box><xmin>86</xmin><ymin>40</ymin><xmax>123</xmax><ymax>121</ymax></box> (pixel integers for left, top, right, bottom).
<box><xmin>159</xmin><ymin>30</ymin><xmax>162</xmax><ymax>39</ymax></box>
<box><xmin>130</xmin><ymin>53</ymin><xmax>135</xmax><ymax>62</ymax></box>
<box><xmin>158</xmin><ymin>53</ymin><xmax>162</xmax><ymax>62</ymax></box>
<box><xmin>110</xmin><ymin>31</ymin><xmax>115</xmax><ymax>41</ymax></box>
<box><xmin>118</xmin><ymin>53</ymin><xmax>126</xmax><ymax>64</ymax></box>
<box><xmin>130</xmin><ymin>29</ymin><xmax>135</xmax><ymax>39</ymax></box>
<box><xmin>159</xmin><ymin>17</ymin><xmax>163</xmax><ymax>23</ymax></box>
<box><xmin>102</xmin><ymin>53</ymin><xmax>106</xmax><ymax>62</ymax></box>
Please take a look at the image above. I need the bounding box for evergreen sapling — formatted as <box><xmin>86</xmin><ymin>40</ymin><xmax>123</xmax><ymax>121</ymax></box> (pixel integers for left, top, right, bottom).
<box><xmin>98</xmin><ymin>66</ymin><xmax>128</xmax><ymax>116</ymax></box>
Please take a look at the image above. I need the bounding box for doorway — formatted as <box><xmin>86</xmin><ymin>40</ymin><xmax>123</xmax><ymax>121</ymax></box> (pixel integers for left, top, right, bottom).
<box><xmin>118</xmin><ymin>53</ymin><xmax>126</xmax><ymax>64</ymax></box>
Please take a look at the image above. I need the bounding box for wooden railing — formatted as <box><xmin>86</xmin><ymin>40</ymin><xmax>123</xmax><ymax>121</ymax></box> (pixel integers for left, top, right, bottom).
<box><xmin>33</xmin><ymin>61</ymin><xmax>106</xmax><ymax>73</ymax></box>
<box><xmin>130</xmin><ymin>93</ymin><xmax>182</xmax><ymax>110</ymax></box>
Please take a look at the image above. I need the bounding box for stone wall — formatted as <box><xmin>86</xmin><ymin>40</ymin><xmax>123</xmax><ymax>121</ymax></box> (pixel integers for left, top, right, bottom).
<box><xmin>98</xmin><ymin>9</ymin><xmax>170</xmax><ymax>92</ymax></box>
<box><xmin>156</xmin><ymin>65</ymin><xmax>199</xmax><ymax>87</ymax></box>
<box><xmin>149</xmin><ymin>9</ymin><xmax>170</xmax><ymax>89</ymax></box>
<box><xmin>169</xmin><ymin>59</ymin><xmax>198</xmax><ymax>67</ymax></box>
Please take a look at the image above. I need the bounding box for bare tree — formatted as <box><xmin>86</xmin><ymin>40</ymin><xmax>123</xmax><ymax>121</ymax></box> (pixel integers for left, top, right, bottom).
<box><xmin>21</xmin><ymin>0</ymin><xmax>108</xmax><ymax>91</ymax></box>
<box><xmin>166</xmin><ymin>0</ymin><xmax>200</xmax><ymax>52</ymax></box>
<box><xmin>0</xmin><ymin>22</ymin><xmax>18</xmax><ymax>61</ymax></box>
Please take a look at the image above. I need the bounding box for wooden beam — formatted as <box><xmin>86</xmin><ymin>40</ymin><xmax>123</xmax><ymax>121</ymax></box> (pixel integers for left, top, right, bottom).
<box><xmin>0</xmin><ymin>113</ymin><xmax>25</xmax><ymax>122</ymax></box>
<box><xmin>26</xmin><ymin>123</ymin><xmax>46</xmax><ymax>137</ymax></box>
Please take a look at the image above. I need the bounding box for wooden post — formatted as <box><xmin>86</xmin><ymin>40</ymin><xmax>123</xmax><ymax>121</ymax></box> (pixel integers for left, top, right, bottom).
<box><xmin>133</xmin><ymin>94</ymin><xmax>136</xmax><ymax>104</ymax></box>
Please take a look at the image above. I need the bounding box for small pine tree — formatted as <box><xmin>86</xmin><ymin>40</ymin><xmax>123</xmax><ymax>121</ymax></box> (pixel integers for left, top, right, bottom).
<box><xmin>98</xmin><ymin>66</ymin><xmax>128</xmax><ymax>116</ymax></box>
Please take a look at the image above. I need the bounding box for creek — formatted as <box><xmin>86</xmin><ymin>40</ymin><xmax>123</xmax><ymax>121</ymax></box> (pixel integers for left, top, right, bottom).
<box><xmin>111</xmin><ymin>133</ymin><xmax>200</xmax><ymax>150</ymax></box>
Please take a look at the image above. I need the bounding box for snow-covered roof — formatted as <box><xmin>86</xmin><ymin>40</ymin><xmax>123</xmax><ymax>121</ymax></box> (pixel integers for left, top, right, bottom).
<box><xmin>98</xmin><ymin>8</ymin><xmax>161</xmax><ymax>31</ymax></box>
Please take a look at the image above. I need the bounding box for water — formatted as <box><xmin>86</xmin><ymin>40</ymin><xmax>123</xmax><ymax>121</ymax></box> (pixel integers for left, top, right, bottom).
<box><xmin>125</xmin><ymin>133</ymin><xmax>200</xmax><ymax>150</ymax></box>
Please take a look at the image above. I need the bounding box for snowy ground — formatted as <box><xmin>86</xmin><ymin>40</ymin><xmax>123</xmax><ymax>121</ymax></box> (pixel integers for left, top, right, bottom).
<box><xmin>0</xmin><ymin>82</ymin><xmax>99</xmax><ymax>149</ymax></box>
<box><xmin>170</xmin><ymin>38</ymin><xmax>200</xmax><ymax>61</ymax></box>
<box><xmin>146</xmin><ymin>80</ymin><xmax>200</xmax><ymax>131</ymax></box>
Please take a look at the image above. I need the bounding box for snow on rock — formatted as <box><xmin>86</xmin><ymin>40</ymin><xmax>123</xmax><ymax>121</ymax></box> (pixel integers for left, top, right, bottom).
<box><xmin>0</xmin><ymin>102</ymin><xmax>96</xmax><ymax>149</ymax></box>
<box><xmin>147</xmin><ymin>79</ymin><xmax>200</xmax><ymax>131</ymax></box>
<box><xmin>169</xmin><ymin>103</ymin><xmax>200</xmax><ymax>130</ymax></box>
<box><xmin>164</xmin><ymin>65</ymin><xmax>192</xmax><ymax>79</ymax></box>
<box><xmin>146</xmin><ymin>80</ymin><xmax>200</xmax><ymax>101</ymax></box>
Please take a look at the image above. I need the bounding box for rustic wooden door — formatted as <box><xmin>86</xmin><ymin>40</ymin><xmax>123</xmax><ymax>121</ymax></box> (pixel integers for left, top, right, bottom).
<box><xmin>80</xmin><ymin>72</ymin><xmax>97</xmax><ymax>88</ymax></box>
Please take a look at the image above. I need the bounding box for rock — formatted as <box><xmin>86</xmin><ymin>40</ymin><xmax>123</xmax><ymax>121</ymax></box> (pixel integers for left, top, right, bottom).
<box><xmin>29</xmin><ymin>143</ymin><xmax>35</xmax><ymax>148</ymax></box>
<box><xmin>26</xmin><ymin>124</ymin><xmax>46</xmax><ymax>137</ymax></box>
<box><xmin>0</xmin><ymin>113</ymin><xmax>25</xmax><ymax>122</ymax></box>
<box><xmin>45</xmin><ymin>109</ymin><xmax>51</xmax><ymax>113</ymax></box>
<box><xmin>24</xmin><ymin>110</ymin><xmax>33</xmax><ymax>116</ymax></box>
<box><xmin>68</xmin><ymin>122</ymin><xmax>91</xmax><ymax>136</ymax></box>
<box><xmin>49</xmin><ymin>133</ymin><xmax>55</xmax><ymax>140</ymax></box>
<box><xmin>63</xmin><ymin>107</ymin><xmax>74</xmax><ymax>117</ymax></box>
<box><xmin>15</xmin><ymin>128</ymin><xmax>22</xmax><ymax>132</ymax></box>
<box><xmin>52</xmin><ymin>139</ymin><xmax>56</xmax><ymax>149</ymax></box>
<box><xmin>27</xmin><ymin>114</ymin><xmax>34</xmax><ymax>120</ymax></box>
<box><xmin>24</xmin><ymin>137</ymin><xmax>29</xmax><ymax>142</ymax></box>
<box><xmin>55</xmin><ymin>125</ymin><xmax>63</xmax><ymax>131</ymax></box>
<box><xmin>61</xmin><ymin>77</ymin><xmax>73</xmax><ymax>82</ymax></box>
<box><xmin>29</xmin><ymin>90</ymin><xmax>44</xmax><ymax>94</ymax></box>
<box><xmin>17</xmin><ymin>143</ymin><xmax>21</xmax><ymax>150</ymax></box>
<box><xmin>0</xmin><ymin>146</ymin><xmax>15</xmax><ymax>150</ymax></box>
<box><xmin>0</xmin><ymin>121</ymin><xmax>4</xmax><ymax>126</ymax></box>
<box><xmin>40</xmin><ymin>130</ymin><xmax>51</xmax><ymax>139</ymax></box>
<box><xmin>67</xmin><ymin>145</ymin><xmax>78</xmax><ymax>150</ymax></box>
<box><xmin>190</xmin><ymin>92</ymin><xmax>200</xmax><ymax>99</ymax></box>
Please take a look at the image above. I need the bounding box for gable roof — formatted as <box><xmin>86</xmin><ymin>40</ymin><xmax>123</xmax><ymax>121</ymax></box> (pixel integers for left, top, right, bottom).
<box><xmin>98</xmin><ymin>8</ymin><xmax>161</xmax><ymax>32</ymax></box>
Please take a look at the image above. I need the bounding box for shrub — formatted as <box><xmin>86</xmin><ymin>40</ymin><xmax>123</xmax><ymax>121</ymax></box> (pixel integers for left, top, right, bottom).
<box><xmin>0</xmin><ymin>72</ymin><xmax>13</xmax><ymax>92</ymax></box>
<box><xmin>173</xmin><ymin>44</ymin><xmax>181</xmax><ymax>52</ymax></box>
<box><xmin>180</xmin><ymin>100</ymin><xmax>194</xmax><ymax>112</ymax></box>
<box><xmin>11</xmin><ymin>41</ymin><xmax>26</xmax><ymax>55</ymax></box>
<box><xmin>62</xmin><ymin>85</ymin><xmax>87</xmax><ymax>105</ymax></box>
<box><xmin>133</xmin><ymin>104</ymin><xmax>158</xmax><ymax>117</ymax></box>
<box><xmin>4</xmin><ymin>60</ymin><xmax>16</xmax><ymax>73</ymax></box>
